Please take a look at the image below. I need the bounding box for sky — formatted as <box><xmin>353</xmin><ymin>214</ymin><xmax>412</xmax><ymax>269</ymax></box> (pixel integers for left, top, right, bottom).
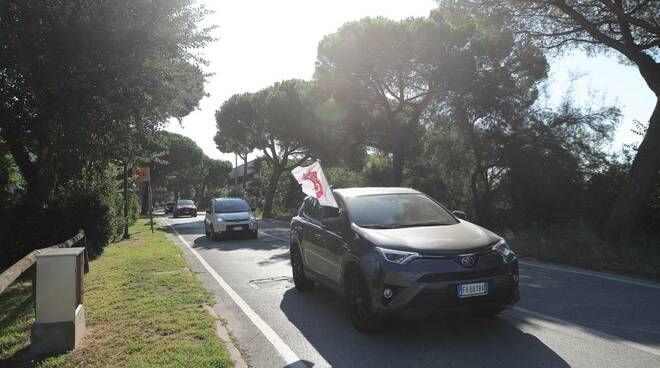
<box><xmin>165</xmin><ymin>0</ymin><xmax>656</xmax><ymax>166</ymax></box>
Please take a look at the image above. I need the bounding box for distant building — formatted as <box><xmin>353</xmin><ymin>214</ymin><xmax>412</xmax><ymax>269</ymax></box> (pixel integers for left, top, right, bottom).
<box><xmin>229</xmin><ymin>159</ymin><xmax>261</xmax><ymax>193</ymax></box>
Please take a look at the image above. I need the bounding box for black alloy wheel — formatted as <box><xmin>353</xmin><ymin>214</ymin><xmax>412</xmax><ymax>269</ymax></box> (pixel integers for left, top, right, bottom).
<box><xmin>347</xmin><ymin>270</ymin><xmax>383</xmax><ymax>333</ymax></box>
<box><xmin>290</xmin><ymin>245</ymin><xmax>314</xmax><ymax>291</ymax></box>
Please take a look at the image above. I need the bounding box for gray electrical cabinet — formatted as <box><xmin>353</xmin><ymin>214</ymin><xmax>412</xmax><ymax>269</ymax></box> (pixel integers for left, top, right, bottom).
<box><xmin>31</xmin><ymin>248</ymin><xmax>86</xmax><ymax>357</ymax></box>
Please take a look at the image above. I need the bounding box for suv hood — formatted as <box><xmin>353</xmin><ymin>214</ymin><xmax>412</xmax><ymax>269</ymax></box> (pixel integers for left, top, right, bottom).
<box><xmin>215</xmin><ymin>211</ymin><xmax>251</xmax><ymax>221</ymax></box>
<box><xmin>353</xmin><ymin>220</ymin><xmax>500</xmax><ymax>255</ymax></box>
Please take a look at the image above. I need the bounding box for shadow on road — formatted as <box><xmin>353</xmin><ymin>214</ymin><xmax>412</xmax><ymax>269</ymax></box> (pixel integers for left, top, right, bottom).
<box><xmin>279</xmin><ymin>287</ymin><xmax>569</xmax><ymax>368</ymax></box>
<box><xmin>191</xmin><ymin>234</ymin><xmax>286</xmax><ymax>252</ymax></box>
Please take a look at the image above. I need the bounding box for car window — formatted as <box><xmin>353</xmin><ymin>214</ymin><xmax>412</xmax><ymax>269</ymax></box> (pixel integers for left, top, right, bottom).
<box><xmin>303</xmin><ymin>198</ymin><xmax>322</xmax><ymax>221</ymax></box>
<box><xmin>321</xmin><ymin>205</ymin><xmax>340</xmax><ymax>219</ymax></box>
<box><xmin>178</xmin><ymin>200</ymin><xmax>194</xmax><ymax>206</ymax></box>
<box><xmin>345</xmin><ymin>193</ymin><xmax>457</xmax><ymax>228</ymax></box>
<box><xmin>215</xmin><ymin>199</ymin><xmax>250</xmax><ymax>213</ymax></box>
<box><xmin>303</xmin><ymin>197</ymin><xmax>340</xmax><ymax>222</ymax></box>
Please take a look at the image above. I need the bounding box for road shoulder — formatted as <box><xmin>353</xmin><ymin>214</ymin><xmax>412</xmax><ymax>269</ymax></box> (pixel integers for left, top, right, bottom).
<box><xmin>158</xmin><ymin>217</ymin><xmax>291</xmax><ymax>368</ymax></box>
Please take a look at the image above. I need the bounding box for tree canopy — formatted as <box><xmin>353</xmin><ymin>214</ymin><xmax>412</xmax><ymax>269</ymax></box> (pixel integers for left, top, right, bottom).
<box><xmin>441</xmin><ymin>0</ymin><xmax>659</xmax><ymax>241</ymax></box>
<box><xmin>215</xmin><ymin>80</ymin><xmax>319</xmax><ymax>216</ymax></box>
<box><xmin>316</xmin><ymin>16</ymin><xmax>476</xmax><ymax>185</ymax></box>
<box><xmin>0</xmin><ymin>0</ymin><xmax>211</xmax><ymax>207</ymax></box>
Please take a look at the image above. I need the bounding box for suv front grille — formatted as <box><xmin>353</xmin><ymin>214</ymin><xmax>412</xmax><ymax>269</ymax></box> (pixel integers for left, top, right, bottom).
<box><xmin>417</xmin><ymin>265</ymin><xmax>507</xmax><ymax>282</ymax></box>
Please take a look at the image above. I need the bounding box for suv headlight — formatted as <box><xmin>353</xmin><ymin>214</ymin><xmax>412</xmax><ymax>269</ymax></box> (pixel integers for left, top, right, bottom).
<box><xmin>376</xmin><ymin>247</ymin><xmax>420</xmax><ymax>265</ymax></box>
<box><xmin>492</xmin><ymin>239</ymin><xmax>514</xmax><ymax>257</ymax></box>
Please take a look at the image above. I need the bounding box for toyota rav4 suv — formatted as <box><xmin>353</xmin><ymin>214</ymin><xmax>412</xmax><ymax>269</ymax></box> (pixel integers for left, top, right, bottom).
<box><xmin>289</xmin><ymin>187</ymin><xmax>519</xmax><ymax>332</ymax></box>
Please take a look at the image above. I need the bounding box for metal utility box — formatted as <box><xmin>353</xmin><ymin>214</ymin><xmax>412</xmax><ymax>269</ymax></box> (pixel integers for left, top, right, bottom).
<box><xmin>31</xmin><ymin>248</ymin><xmax>86</xmax><ymax>357</ymax></box>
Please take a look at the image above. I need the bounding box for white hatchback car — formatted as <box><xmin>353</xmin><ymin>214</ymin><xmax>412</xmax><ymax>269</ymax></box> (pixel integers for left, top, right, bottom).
<box><xmin>204</xmin><ymin>198</ymin><xmax>258</xmax><ymax>240</ymax></box>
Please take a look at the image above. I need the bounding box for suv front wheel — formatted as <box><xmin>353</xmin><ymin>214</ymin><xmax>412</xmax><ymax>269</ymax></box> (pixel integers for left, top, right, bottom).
<box><xmin>290</xmin><ymin>244</ymin><xmax>314</xmax><ymax>291</ymax></box>
<box><xmin>346</xmin><ymin>269</ymin><xmax>383</xmax><ymax>333</ymax></box>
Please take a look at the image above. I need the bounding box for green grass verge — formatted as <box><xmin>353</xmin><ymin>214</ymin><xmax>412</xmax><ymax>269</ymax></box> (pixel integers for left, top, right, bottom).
<box><xmin>0</xmin><ymin>280</ymin><xmax>34</xmax><ymax>363</ymax></box>
<box><xmin>0</xmin><ymin>219</ymin><xmax>233</xmax><ymax>367</ymax></box>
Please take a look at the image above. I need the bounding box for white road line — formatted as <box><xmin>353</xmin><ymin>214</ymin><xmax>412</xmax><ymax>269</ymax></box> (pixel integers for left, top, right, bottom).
<box><xmin>519</xmin><ymin>260</ymin><xmax>660</xmax><ymax>290</ymax></box>
<box><xmin>511</xmin><ymin>306</ymin><xmax>660</xmax><ymax>358</ymax></box>
<box><xmin>162</xmin><ymin>219</ymin><xmax>305</xmax><ymax>368</ymax></box>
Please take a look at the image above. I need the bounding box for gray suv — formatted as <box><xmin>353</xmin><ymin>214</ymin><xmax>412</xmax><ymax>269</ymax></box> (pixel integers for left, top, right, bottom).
<box><xmin>289</xmin><ymin>187</ymin><xmax>519</xmax><ymax>332</ymax></box>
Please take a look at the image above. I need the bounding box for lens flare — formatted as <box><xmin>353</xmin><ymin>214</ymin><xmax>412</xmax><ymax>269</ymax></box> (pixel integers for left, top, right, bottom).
<box><xmin>315</xmin><ymin>95</ymin><xmax>348</xmax><ymax>123</ymax></box>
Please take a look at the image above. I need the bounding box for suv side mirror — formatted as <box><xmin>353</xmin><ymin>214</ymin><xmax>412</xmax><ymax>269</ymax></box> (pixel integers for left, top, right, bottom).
<box><xmin>321</xmin><ymin>216</ymin><xmax>344</xmax><ymax>232</ymax></box>
<box><xmin>452</xmin><ymin>211</ymin><xmax>467</xmax><ymax>220</ymax></box>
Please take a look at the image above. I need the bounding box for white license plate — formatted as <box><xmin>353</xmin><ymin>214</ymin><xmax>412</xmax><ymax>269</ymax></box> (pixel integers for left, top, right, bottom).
<box><xmin>231</xmin><ymin>226</ymin><xmax>244</xmax><ymax>231</ymax></box>
<box><xmin>457</xmin><ymin>282</ymin><xmax>489</xmax><ymax>298</ymax></box>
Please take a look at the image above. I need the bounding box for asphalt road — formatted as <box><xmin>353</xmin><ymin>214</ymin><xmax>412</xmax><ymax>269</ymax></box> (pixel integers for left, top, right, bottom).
<box><xmin>159</xmin><ymin>214</ymin><xmax>660</xmax><ymax>368</ymax></box>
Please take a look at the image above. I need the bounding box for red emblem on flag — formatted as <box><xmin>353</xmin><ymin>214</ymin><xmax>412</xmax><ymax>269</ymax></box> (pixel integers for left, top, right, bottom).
<box><xmin>302</xmin><ymin>170</ymin><xmax>324</xmax><ymax>199</ymax></box>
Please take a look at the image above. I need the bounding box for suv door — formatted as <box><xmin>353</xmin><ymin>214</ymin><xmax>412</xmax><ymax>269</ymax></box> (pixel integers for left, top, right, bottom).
<box><xmin>299</xmin><ymin>198</ymin><xmax>328</xmax><ymax>278</ymax></box>
<box><xmin>318</xmin><ymin>206</ymin><xmax>349</xmax><ymax>284</ymax></box>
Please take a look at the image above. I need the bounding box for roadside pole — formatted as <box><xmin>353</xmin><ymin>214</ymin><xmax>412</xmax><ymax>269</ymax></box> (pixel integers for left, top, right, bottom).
<box><xmin>133</xmin><ymin>166</ymin><xmax>152</xmax><ymax>233</ymax></box>
<box><xmin>122</xmin><ymin>161</ymin><xmax>130</xmax><ymax>240</ymax></box>
<box><xmin>149</xmin><ymin>176</ymin><xmax>154</xmax><ymax>233</ymax></box>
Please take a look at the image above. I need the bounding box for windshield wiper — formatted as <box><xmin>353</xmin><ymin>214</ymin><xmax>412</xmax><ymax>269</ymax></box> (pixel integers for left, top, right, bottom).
<box><xmin>358</xmin><ymin>224</ymin><xmax>398</xmax><ymax>229</ymax></box>
<box><xmin>359</xmin><ymin>221</ymin><xmax>449</xmax><ymax>229</ymax></box>
<box><xmin>395</xmin><ymin>221</ymin><xmax>449</xmax><ymax>228</ymax></box>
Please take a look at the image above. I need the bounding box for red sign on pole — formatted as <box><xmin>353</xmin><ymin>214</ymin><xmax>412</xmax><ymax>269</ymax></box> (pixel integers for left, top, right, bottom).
<box><xmin>132</xmin><ymin>167</ymin><xmax>150</xmax><ymax>183</ymax></box>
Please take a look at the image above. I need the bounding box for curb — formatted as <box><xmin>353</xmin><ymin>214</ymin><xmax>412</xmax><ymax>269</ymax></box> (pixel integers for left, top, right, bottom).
<box><xmin>203</xmin><ymin>305</ymin><xmax>248</xmax><ymax>368</ymax></box>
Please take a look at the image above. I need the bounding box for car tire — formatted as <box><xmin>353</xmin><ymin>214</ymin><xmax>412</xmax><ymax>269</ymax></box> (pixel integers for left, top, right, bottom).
<box><xmin>250</xmin><ymin>230</ymin><xmax>258</xmax><ymax>239</ymax></box>
<box><xmin>290</xmin><ymin>244</ymin><xmax>314</xmax><ymax>292</ymax></box>
<box><xmin>210</xmin><ymin>226</ymin><xmax>221</xmax><ymax>241</ymax></box>
<box><xmin>205</xmin><ymin>223</ymin><xmax>211</xmax><ymax>237</ymax></box>
<box><xmin>347</xmin><ymin>269</ymin><xmax>383</xmax><ymax>333</ymax></box>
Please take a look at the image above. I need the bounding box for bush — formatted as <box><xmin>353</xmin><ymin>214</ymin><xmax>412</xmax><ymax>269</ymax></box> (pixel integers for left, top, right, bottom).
<box><xmin>0</xmin><ymin>165</ymin><xmax>139</xmax><ymax>270</ymax></box>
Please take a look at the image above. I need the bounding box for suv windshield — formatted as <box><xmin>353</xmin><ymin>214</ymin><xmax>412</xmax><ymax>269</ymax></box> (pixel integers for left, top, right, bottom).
<box><xmin>177</xmin><ymin>200</ymin><xmax>194</xmax><ymax>206</ymax></box>
<box><xmin>345</xmin><ymin>193</ymin><xmax>457</xmax><ymax>228</ymax></box>
<box><xmin>215</xmin><ymin>199</ymin><xmax>250</xmax><ymax>213</ymax></box>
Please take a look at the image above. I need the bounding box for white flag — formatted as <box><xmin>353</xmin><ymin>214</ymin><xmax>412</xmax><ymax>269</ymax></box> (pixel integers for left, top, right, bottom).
<box><xmin>291</xmin><ymin>161</ymin><xmax>338</xmax><ymax>208</ymax></box>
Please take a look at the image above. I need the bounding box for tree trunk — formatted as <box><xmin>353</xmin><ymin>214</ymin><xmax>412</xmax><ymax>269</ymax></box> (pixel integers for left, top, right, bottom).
<box><xmin>389</xmin><ymin>105</ymin><xmax>427</xmax><ymax>187</ymax></box>
<box><xmin>390</xmin><ymin>144</ymin><xmax>406</xmax><ymax>187</ymax></box>
<box><xmin>140</xmin><ymin>182</ymin><xmax>150</xmax><ymax>215</ymax></box>
<box><xmin>243</xmin><ymin>155</ymin><xmax>248</xmax><ymax>191</ymax></box>
<box><xmin>606</xmin><ymin>97</ymin><xmax>660</xmax><ymax>243</ymax></box>
<box><xmin>197</xmin><ymin>182</ymin><xmax>207</xmax><ymax>204</ymax></box>
<box><xmin>263</xmin><ymin>167</ymin><xmax>283</xmax><ymax>218</ymax></box>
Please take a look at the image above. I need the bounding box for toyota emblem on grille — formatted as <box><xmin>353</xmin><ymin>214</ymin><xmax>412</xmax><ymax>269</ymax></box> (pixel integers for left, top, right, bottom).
<box><xmin>460</xmin><ymin>255</ymin><xmax>476</xmax><ymax>267</ymax></box>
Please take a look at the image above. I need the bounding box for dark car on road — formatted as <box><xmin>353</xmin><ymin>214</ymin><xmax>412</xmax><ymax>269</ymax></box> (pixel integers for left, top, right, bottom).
<box><xmin>173</xmin><ymin>199</ymin><xmax>197</xmax><ymax>218</ymax></box>
<box><xmin>289</xmin><ymin>187</ymin><xmax>519</xmax><ymax>332</ymax></box>
<box><xmin>164</xmin><ymin>201</ymin><xmax>176</xmax><ymax>214</ymax></box>
<box><xmin>204</xmin><ymin>197</ymin><xmax>258</xmax><ymax>240</ymax></box>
